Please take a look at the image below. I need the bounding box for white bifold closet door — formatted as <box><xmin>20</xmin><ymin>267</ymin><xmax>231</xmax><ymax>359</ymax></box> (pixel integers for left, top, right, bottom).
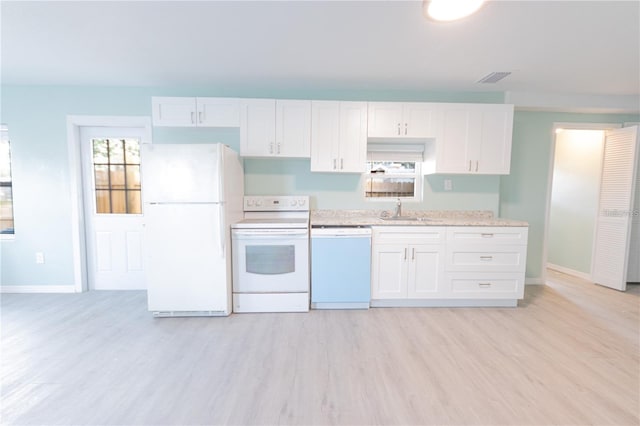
<box><xmin>592</xmin><ymin>126</ymin><xmax>639</xmax><ymax>291</ymax></box>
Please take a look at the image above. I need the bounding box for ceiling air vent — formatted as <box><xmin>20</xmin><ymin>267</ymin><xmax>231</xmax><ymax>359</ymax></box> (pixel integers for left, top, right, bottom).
<box><xmin>477</xmin><ymin>72</ymin><xmax>511</xmax><ymax>84</ymax></box>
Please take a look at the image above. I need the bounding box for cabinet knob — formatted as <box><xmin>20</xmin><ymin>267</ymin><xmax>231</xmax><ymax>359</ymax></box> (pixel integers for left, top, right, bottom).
<box><xmin>397</xmin><ymin>123</ymin><xmax>401</xmax><ymax>136</ymax></box>
<box><xmin>404</xmin><ymin>123</ymin><xmax>408</xmax><ymax>135</ymax></box>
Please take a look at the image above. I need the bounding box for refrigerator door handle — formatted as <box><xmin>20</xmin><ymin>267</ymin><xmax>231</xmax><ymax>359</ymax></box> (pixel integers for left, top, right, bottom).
<box><xmin>219</xmin><ymin>205</ymin><xmax>225</xmax><ymax>258</ymax></box>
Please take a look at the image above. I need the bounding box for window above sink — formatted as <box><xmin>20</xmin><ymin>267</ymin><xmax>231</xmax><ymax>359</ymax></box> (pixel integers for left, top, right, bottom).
<box><xmin>363</xmin><ymin>143</ymin><xmax>424</xmax><ymax>202</ymax></box>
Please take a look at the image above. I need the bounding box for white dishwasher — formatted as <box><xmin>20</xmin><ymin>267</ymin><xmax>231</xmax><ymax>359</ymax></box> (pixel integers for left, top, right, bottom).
<box><xmin>310</xmin><ymin>227</ymin><xmax>371</xmax><ymax>309</ymax></box>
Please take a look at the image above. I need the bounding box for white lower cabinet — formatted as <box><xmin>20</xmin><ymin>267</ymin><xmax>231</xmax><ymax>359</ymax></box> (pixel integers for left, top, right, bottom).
<box><xmin>371</xmin><ymin>225</ymin><xmax>528</xmax><ymax>307</ymax></box>
<box><xmin>445</xmin><ymin>227</ymin><xmax>528</xmax><ymax>303</ymax></box>
<box><xmin>371</xmin><ymin>228</ymin><xmax>445</xmax><ymax>300</ymax></box>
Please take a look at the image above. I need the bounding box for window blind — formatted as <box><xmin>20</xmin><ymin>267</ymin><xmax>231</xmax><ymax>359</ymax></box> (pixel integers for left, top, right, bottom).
<box><xmin>366</xmin><ymin>142</ymin><xmax>425</xmax><ymax>162</ymax></box>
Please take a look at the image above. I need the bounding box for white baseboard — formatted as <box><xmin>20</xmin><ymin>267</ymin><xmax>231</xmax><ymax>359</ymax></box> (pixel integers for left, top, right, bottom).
<box><xmin>547</xmin><ymin>263</ymin><xmax>591</xmax><ymax>281</ymax></box>
<box><xmin>1</xmin><ymin>285</ymin><xmax>77</xmax><ymax>293</ymax></box>
<box><xmin>525</xmin><ymin>277</ymin><xmax>545</xmax><ymax>285</ymax></box>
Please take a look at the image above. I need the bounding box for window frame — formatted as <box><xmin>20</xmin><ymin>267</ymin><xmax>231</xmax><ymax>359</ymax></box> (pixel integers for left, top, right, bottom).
<box><xmin>362</xmin><ymin>155</ymin><xmax>424</xmax><ymax>203</ymax></box>
<box><xmin>0</xmin><ymin>125</ymin><xmax>15</xmax><ymax>238</ymax></box>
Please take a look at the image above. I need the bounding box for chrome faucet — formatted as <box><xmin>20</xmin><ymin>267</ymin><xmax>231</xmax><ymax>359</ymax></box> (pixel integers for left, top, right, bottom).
<box><xmin>394</xmin><ymin>198</ymin><xmax>402</xmax><ymax>218</ymax></box>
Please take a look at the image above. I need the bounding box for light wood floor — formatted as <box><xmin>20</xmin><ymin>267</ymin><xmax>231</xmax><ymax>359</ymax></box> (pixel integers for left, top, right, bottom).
<box><xmin>2</xmin><ymin>271</ymin><xmax>638</xmax><ymax>425</ymax></box>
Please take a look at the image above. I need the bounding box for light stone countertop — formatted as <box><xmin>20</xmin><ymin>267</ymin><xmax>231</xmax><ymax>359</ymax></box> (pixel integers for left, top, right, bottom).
<box><xmin>310</xmin><ymin>209</ymin><xmax>528</xmax><ymax>227</ymax></box>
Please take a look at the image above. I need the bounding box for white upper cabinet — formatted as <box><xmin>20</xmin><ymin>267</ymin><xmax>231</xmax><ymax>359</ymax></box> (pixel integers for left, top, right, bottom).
<box><xmin>311</xmin><ymin>101</ymin><xmax>367</xmax><ymax>173</ymax></box>
<box><xmin>276</xmin><ymin>100</ymin><xmax>311</xmax><ymax>158</ymax></box>
<box><xmin>367</xmin><ymin>102</ymin><xmax>438</xmax><ymax>138</ymax></box>
<box><xmin>197</xmin><ymin>98</ymin><xmax>240</xmax><ymax>127</ymax></box>
<box><xmin>152</xmin><ymin>97</ymin><xmax>197</xmax><ymax>127</ymax></box>
<box><xmin>433</xmin><ymin>103</ymin><xmax>514</xmax><ymax>174</ymax></box>
<box><xmin>151</xmin><ymin>97</ymin><xmax>240</xmax><ymax>127</ymax></box>
<box><xmin>240</xmin><ymin>99</ymin><xmax>311</xmax><ymax>158</ymax></box>
<box><xmin>240</xmin><ymin>99</ymin><xmax>276</xmax><ymax>157</ymax></box>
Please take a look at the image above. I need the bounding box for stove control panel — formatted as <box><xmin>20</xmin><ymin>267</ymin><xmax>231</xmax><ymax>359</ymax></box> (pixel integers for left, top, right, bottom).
<box><xmin>244</xmin><ymin>196</ymin><xmax>310</xmax><ymax>212</ymax></box>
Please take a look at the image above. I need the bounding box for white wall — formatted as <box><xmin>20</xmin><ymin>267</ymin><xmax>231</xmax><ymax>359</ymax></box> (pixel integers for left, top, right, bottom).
<box><xmin>548</xmin><ymin>129</ymin><xmax>604</xmax><ymax>275</ymax></box>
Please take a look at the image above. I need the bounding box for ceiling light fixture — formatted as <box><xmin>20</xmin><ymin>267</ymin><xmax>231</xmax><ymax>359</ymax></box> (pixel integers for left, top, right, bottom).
<box><xmin>424</xmin><ymin>0</ymin><xmax>485</xmax><ymax>22</ymax></box>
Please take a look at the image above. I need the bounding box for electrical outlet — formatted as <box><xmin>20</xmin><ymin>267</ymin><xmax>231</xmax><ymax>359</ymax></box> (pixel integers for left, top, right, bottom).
<box><xmin>35</xmin><ymin>252</ymin><xmax>45</xmax><ymax>264</ymax></box>
<box><xmin>444</xmin><ymin>179</ymin><xmax>453</xmax><ymax>191</ymax></box>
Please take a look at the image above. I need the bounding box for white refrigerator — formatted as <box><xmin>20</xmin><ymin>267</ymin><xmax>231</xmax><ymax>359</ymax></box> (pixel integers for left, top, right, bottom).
<box><xmin>141</xmin><ymin>143</ymin><xmax>244</xmax><ymax>316</ymax></box>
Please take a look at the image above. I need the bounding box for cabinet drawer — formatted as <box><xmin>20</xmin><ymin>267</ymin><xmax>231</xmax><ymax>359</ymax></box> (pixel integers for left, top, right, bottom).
<box><xmin>446</xmin><ymin>227</ymin><xmax>528</xmax><ymax>245</ymax></box>
<box><xmin>446</xmin><ymin>273</ymin><xmax>524</xmax><ymax>299</ymax></box>
<box><xmin>372</xmin><ymin>226</ymin><xmax>445</xmax><ymax>244</ymax></box>
<box><xmin>446</xmin><ymin>245</ymin><xmax>526</xmax><ymax>272</ymax></box>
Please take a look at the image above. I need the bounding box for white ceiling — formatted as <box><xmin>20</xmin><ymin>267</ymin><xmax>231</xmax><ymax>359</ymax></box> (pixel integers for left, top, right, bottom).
<box><xmin>2</xmin><ymin>1</ymin><xmax>639</xmax><ymax>108</ymax></box>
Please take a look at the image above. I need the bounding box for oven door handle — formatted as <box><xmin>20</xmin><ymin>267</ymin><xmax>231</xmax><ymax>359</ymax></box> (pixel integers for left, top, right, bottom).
<box><xmin>232</xmin><ymin>229</ymin><xmax>309</xmax><ymax>237</ymax></box>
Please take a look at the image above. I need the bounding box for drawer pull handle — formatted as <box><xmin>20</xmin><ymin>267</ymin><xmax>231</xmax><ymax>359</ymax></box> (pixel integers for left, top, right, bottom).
<box><xmin>480</xmin><ymin>256</ymin><xmax>493</xmax><ymax>261</ymax></box>
<box><xmin>481</xmin><ymin>233</ymin><xmax>494</xmax><ymax>238</ymax></box>
<box><xmin>478</xmin><ymin>282</ymin><xmax>492</xmax><ymax>288</ymax></box>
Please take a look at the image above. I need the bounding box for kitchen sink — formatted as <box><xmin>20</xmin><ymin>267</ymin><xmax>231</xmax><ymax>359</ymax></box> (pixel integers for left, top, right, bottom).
<box><xmin>380</xmin><ymin>216</ymin><xmax>442</xmax><ymax>223</ymax></box>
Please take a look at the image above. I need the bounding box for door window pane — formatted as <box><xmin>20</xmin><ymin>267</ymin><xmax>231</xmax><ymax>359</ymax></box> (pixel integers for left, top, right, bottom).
<box><xmin>91</xmin><ymin>138</ymin><xmax>142</xmax><ymax>214</ymax></box>
<box><xmin>125</xmin><ymin>165</ymin><xmax>141</xmax><ymax>189</ymax></box>
<box><xmin>111</xmin><ymin>190</ymin><xmax>127</xmax><ymax>214</ymax></box>
<box><xmin>127</xmin><ymin>191</ymin><xmax>142</xmax><ymax>214</ymax></box>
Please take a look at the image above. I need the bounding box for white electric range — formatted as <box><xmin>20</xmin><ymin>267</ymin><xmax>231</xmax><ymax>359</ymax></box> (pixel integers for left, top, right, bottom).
<box><xmin>231</xmin><ymin>196</ymin><xmax>310</xmax><ymax>313</ymax></box>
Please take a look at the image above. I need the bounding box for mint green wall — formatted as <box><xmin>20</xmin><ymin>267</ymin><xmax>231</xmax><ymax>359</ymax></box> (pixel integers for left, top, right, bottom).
<box><xmin>244</xmin><ymin>158</ymin><xmax>500</xmax><ymax>211</ymax></box>
<box><xmin>0</xmin><ymin>85</ymin><xmax>503</xmax><ymax>288</ymax></box>
<box><xmin>548</xmin><ymin>130</ymin><xmax>604</xmax><ymax>274</ymax></box>
<box><xmin>1</xmin><ymin>84</ymin><xmax>637</xmax><ymax>288</ymax></box>
<box><xmin>500</xmin><ymin>112</ymin><xmax>640</xmax><ymax>281</ymax></box>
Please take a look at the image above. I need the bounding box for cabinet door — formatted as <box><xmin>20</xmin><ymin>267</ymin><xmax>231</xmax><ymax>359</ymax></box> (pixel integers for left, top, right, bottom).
<box><xmin>310</xmin><ymin>101</ymin><xmax>340</xmax><ymax>172</ymax></box>
<box><xmin>276</xmin><ymin>100</ymin><xmax>311</xmax><ymax>158</ymax></box>
<box><xmin>407</xmin><ymin>244</ymin><xmax>445</xmax><ymax>298</ymax></box>
<box><xmin>338</xmin><ymin>101</ymin><xmax>368</xmax><ymax>173</ymax></box>
<box><xmin>239</xmin><ymin>99</ymin><xmax>276</xmax><ymax>157</ymax></box>
<box><xmin>476</xmin><ymin>104</ymin><xmax>513</xmax><ymax>174</ymax></box>
<box><xmin>371</xmin><ymin>243</ymin><xmax>407</xmax><ymax>299</ymax></box>
<box><xmin>404</xmin><ymin>103</ymin><xmax>439</xmax><ymax>138</ymax></box>
<box><xmin>151</xmin><ymin>97</ymin><xmax>197</xmax><ymax>127</ymax></box>
<box><xmin>367</xmin><ymin>102</ymin><xmax>404</xmax><ymax>138</ymax></box>
<box><xmin>196</xmin><ymin>98</ymin><xmax>240</xmax><ymax>127</ymax></box>
<box><xmin>435</xmin><ymin>105</ymin><xmax>480</xmax><ymax>173</ymax></box>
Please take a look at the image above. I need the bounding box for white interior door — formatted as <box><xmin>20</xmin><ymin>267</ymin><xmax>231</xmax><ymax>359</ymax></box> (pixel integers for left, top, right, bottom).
<box><xmin>80</xmin><ymin>126</ymin><xmax>147</xmax><ymax>290</ymax></box>
<box><xmin>592</xmin><ymin>126</ymin><xmax>639</xmax><ymax>291</ymax></box>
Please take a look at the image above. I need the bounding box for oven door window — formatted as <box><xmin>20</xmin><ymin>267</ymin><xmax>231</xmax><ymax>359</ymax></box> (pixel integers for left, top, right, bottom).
<box><xmin>246</xmin><ymin>245</ymin><xmax>295</xmax><ymax>275</ymax></box>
